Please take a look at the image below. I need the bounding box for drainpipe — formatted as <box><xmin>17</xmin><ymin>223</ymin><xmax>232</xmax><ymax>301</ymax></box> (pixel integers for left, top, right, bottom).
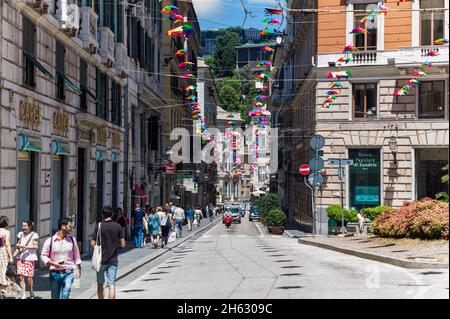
<box><xmin>123</xmin><ymin>80</ymin><xmax>130</xmax><ymax>215</ymax></box>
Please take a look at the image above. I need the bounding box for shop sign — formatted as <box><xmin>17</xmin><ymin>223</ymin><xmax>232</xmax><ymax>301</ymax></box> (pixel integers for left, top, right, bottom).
<box><xmin>97</xmin><ymin>127</ymin><xmax>108</xmax><ymax>146</ymax></box>
<box><xmin>162</xmin><ymin>162</ymin><xmax>177</xmax><ymax>174</ymax></box>
<box><xmin>53</xmin><ymin>111</ymin><xmax>69</xmax><ymax>134</ymax></box>
<box><xmin>111</xmin><ymin>132</ymin><xmax>121</xmax><ymax>148</ymax></box>
<box><xmin>19</xmin><ymin>101</ymin><xmax>41</xmax><ymax>125</ymax></box>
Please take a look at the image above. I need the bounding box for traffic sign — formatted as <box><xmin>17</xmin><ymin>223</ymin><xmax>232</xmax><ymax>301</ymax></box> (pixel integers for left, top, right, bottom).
<box><xmin>342</xmin><ymin>159</ymin><xmax>354</xmax><ymax>166</ymax></box>
<box><xmin>299</xmin><ymin>164</ymin><xmax>311</xmax><ymax>176</ymax></box>
<box><xmin>328</xmin><ymin>158</ymin><xmax>341</xmax><ymax>165</ymax></box>
<box><xmin>310</xmin><ymin>135</ymin><xmax>325</xmax><ymax>150</ymax></box>
<box><xmin>309</xmin><ymin>156</ymin><xmax>324</xmax><ymax>171</ymax></box>
<box><xmin>338</xmin><ymin>166</ymin><xmax>345</xmax><ymax>181</ymax></box>
<box><xmin>308</xmin><ymin>173</ymin><xmax>324</xmax><ymax>187</ymax></box>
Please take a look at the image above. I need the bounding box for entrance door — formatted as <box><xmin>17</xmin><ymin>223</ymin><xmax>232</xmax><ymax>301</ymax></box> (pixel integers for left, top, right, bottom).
<box><xmin>17</xmin><ymin>151</ymin><xmax>37</xmax><ymax>237</ymax></box>
<box><xmin>77</xmin><ymin>148</ymin><xmax>86</xmax><ymax>252</ymax></box>
<box><xmin>51</xmin><ymin>155</ymin><xmax>65</xmax><ymax>235</ymax></box>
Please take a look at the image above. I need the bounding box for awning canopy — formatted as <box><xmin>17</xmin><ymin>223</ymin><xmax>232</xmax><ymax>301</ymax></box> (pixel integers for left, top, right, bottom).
<box><xmin>17</xmin><ymin>134</ymin><xmax>42</xmax><ymax>152</ymax></box>
<box><xmin>58</xmin><ymin>70</ymin><xmax>81</xmax><ymax>94</ymax></box>
<box><xmin>24</xmin><ymin>52</ymin><xmax>53</xmax><ymax>78</ymax></box>
<box><xmin>135</xmin><ymin>184</ymin><xmax>149</xmax><ymax>204</ymax></box>
<box><xmin>52</xmin><ymin>140</ymin><xmax>70</xmax><ymax>156</ymax></box>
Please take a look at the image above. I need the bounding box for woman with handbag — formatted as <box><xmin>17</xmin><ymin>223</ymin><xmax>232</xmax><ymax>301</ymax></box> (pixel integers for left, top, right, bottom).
<box><xmin>15</xmin><ymin>219</ymin><xmax>39</xmax><ymax>299</ymax></box>
<box><xmin>0</xmin><ymin>215</ymin><xmax>22</xmax><ymax>299</ymax></box>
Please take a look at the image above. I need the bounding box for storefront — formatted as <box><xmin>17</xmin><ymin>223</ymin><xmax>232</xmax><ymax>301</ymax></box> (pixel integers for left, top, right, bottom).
<box><xmin>348</xmin><ymin>148</ymin><xmax>381</xmax><ymax>211</ymax></box>
<box><xmin>17</xmin><ymin>134</ymin><xmax>41</xmax><ymax>232</ymax></box>
<box><xmin>415</xmin><ymin>148</ymin><xmax>449</xmax><ymax>200</ymax></box>
<box><xmin>96</xmin><ymin>149</ymin><xmax>106</xmax><ymax>216</ymax></box>
<box><xmin>51</xmin><ymin>140</ymin><xmax>69</xmax><ymax>234</ymax></box>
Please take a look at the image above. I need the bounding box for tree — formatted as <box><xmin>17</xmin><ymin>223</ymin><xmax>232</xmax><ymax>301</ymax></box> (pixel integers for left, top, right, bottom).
<box><xmin>203</xmin><ymin>55</ymin><xmax>217</xmax><ymax>75</ymax></box>
<box><xmin>214</xmin><ymin>32</ymin><xmax>242</xmax><ymax>77</ymax></box>
<box><xmin>217</xmin><ymin>80</ymin><xmax>242</xmax><ymax>112</ymax></box>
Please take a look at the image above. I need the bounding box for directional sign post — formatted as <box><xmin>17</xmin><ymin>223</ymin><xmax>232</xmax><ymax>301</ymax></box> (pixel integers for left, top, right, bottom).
<box><xmin>328</xmin><ymin>158</ymin><xmax>354</xmax><ymax>234</ymax></box>
<box><xmin>309</xmin><ymin>135</ymin><xmax>326</xmax><ymax>236</ymax></box>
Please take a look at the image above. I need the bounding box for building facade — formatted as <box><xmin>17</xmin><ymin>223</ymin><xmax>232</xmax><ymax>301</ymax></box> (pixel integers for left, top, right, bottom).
<box><xmin>271</xmin><ymin>0</ymin><xmax>449</xmax><ymax>231</ymax></box>
<box><xmin>0</xmin><ymin>0</ymin><xmax>166</xmax><ymax>252</ymax></box>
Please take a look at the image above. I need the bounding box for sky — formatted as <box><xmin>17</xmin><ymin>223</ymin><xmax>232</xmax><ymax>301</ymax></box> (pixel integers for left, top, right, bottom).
<box><xmin>192</xmin><ymin>0</ymin><xmax>283</xmax><ymax>31</ymax></box>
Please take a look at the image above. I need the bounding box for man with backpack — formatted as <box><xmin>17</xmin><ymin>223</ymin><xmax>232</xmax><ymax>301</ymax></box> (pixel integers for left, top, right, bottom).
<box><xmin>40</xmin><ymin>217</ymin><xmax>81</xmax><ymax>299</ymax></box>
<box><xmin>91</xmin><ymin>206</ymin><xmax>125</xmax><ymax>299</ymax></box>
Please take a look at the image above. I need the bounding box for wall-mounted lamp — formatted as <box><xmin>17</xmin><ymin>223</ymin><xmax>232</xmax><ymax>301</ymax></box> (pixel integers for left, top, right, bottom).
<box><xmin>389</xmin><ymin>136</ymin><xmax>398</xmax><ymax>166</ymax></box>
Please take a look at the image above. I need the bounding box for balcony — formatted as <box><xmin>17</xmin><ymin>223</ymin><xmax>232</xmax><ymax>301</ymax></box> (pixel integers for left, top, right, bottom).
<box><xmin>114</xmin><ymin>43</ymin><xmax>129</xmax><ymax>78</ymax></box>
<box><xmin>98</xmin><ymin>27</ymin><xmax>115</xmax><ymax>67</ymax></box>
<box><xmin>24</xmin><ymin>0</ymin><xmax>50</xmax><ymax>14</ymax></box>
<box><xmin>54</xmin><ymin>1</ymin><xmax>79</xmax><ymax>36</ymax></box>
<box><xmin>316</xmin><ymin>45</ymin><xmax>449</xmax><ymax>68</ymax></box>
<box><xmin>79</xmin><ymin>7</ymin><xmax>98</xmax><ymax>54</ymax></box>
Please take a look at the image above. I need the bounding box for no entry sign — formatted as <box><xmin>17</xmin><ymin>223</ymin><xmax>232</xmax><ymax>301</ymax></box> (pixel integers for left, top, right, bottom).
<box><xmin>299</xmin><ymin>164</ymin><xmax>311</xmax><ymax>176</ymax></box>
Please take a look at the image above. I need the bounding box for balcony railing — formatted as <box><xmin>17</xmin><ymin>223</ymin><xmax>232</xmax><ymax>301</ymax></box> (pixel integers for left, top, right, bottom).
<box><xmin>316</xmin><ymin>45</ymin><xmax>449</xmax><ymax>68</ymax></box>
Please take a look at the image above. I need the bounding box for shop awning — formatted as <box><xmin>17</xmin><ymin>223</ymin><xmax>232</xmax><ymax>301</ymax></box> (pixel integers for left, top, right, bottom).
<box><xmin>17</xmin><ymin>134</ymin><xmax>42</xmax><ymax>152</ymax></box>
<box><xmin>52</xmin><ymin>140</ymin><xmax>70</xmax><ymax>156</ymax></box>
<box><xmin>112</xmin><ymin>152</ymin><xmax>119</xmax><ymax>163</ymax></box>
<box><xmin>58</xmin><ymin>71</ymin><xmax>82</xmax><ymax>94</ymax></box>
<box><xmin>81</xmin><ymin>84</ymin><xmax>98</xmax><ymax>101</ymax></box>
<box><xmin>135</xmin><ymin>184</ymin><xmax>149</xmax><ymax>203</ymax></box>
<box><xmin>96</xmin><ymin>149</ymin><xmax>106</xmax><ymax>161</ymax></box>
<box><xmin>24</xmin><ymin>52</ymin><xmax>53</xmax><ymax>78</ymax></box>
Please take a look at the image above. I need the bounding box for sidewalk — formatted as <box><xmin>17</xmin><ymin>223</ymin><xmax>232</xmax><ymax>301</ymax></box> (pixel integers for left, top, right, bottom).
<box><xmin>30</xmin><ymin>216</ymin><xmax>220</xmax><ymax>299</ymax></box>
<box><xmin>298</xmin><ymin>235</ymin><xmax>449</xmax><ymax>269</ymax></box>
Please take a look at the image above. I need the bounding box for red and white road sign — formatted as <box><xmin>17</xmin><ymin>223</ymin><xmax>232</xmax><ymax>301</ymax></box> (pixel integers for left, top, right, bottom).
<box><xmin>299</xmin><ymin>164</ymin><xmax>311</xmax><ymax>176</ymax></box>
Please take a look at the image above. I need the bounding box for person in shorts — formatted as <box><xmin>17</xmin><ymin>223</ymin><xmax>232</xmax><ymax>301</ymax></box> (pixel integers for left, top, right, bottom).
<box><xmin>91</xmin><ymin>206</ymin><xmax>125</xmax><ymax>299</ymax></box>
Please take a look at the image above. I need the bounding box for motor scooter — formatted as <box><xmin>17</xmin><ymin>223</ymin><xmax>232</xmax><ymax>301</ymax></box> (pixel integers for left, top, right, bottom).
<box><xmin>224</xmin><ymin>214</ymin><xmax>232</xmax><ymax>228</ymax></box>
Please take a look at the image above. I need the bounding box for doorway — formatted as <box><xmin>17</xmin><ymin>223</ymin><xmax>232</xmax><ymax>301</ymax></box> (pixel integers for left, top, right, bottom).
<box><xmin>17</xmin><ymin>151</ymin><xmax>38</xmax><ymax>237</ymax></box>
<box><xmin>77</xmin><ymin>148</ymin><xmax>86</xmax><ymax>252</ymax></box>
<box><xmin>415</xmin><ymin>148</ymin><xmax>449</xmax><ymax>199</ymax></box>
<box><xmin>51</xmin><ymin>155</ymin><xmax>66</xmax><ymax>235</ymax></box>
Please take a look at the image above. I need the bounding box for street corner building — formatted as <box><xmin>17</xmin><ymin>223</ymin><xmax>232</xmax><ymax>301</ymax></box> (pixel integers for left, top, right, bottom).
<box><xmin>0</xmin><ymin>0</ymin><xmax>167</xmax><ymax>253</ymax></box>
<box><xmin>270</xmin><ymin>0</ymin><xmax>449</xmax><ymax>233</ymax></box>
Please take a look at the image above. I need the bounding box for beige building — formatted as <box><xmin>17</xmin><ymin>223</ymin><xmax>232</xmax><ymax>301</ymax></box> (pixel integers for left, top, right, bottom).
<box><xmin>271</xmin><ymin>0</ymin><xmax>449</xmax><ymax>232</ymax></box>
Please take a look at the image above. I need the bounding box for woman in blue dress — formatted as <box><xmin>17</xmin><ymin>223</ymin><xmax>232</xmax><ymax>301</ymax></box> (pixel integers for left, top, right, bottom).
<box><xmin>149</xmin><ymin>209</ymin><xmax>161</xmax><ymax>248</ymax></box>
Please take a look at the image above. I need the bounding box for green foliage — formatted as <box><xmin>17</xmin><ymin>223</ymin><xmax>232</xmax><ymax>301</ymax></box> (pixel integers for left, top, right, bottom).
<box><xmin>436</xmin><ymin>164</ymin><xmax>449</xmax><ymax>202</ymax></box>
<box><xmin>203</xmin><ymin>55</ymin><xmax>217</xmax><ymax>74</ymax></box>
<box><xmin>326</xmin><ymin>204</ymin><xmax>358</xmax><ymax>225</ymax></box>
<box><xmin>258</xmin><ymin>193</ymin><xmax>281</xmax><ymax>221</ymax></box>
<box><xmin>265</xmin><ymin>209</ymin><xmax>287</xmax><ymax>227</ymax></box>
<box><xmin>360</xmin><ymin>206</ymin><xmax>392</xmax><ymax>221</ymax></box>
<box><xmin>217</xmin><ymin>82</ymin><xmax>242</xmax><ymax>112</ymax></box>
<box><xmin>214</xmin><ymin>32</ymin><xmax>242</xmax><ymax>77</ymax></box>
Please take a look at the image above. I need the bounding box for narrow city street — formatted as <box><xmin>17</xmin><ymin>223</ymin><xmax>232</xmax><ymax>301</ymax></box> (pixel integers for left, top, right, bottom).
<box><xmin>113</xmin><ymin>218</ymin><xmax>449</xmax><ymax>299</ymax></box>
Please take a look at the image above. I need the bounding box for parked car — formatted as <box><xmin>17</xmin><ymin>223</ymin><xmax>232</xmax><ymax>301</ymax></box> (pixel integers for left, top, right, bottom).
<box><xmin>223</xmin><ymin>207</ymin><xmax>242</xmax><ymax>224</ymax></box>
<box><xmin>249</xmin><ymin>206</ymin><xmax>260</xmax><ymax>222</ymax></box>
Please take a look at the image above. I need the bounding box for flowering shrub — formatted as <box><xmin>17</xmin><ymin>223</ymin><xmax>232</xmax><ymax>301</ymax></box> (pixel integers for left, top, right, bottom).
<box><xmin>371</xmin><ymin>198</ymin><xmax>449</xmax><ymax>240</ymax></box>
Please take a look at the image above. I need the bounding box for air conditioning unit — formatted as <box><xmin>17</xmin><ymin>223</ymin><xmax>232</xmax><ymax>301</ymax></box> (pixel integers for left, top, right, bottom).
<box><xmin>98</xmin><ymin>27</ymin><xmax>115</xmax><ymax>67</ymax></box>
<box><xmin>25</xmin><ymin>0</ymin><xmax>51</xmax><ymax>14</ymax></box>
<box><xmin>55</xmin><ymin>1</ymin><xmax>79</xmax><ymax>36</ymax></box>
<box><xmin>79</xmin><ymin>7</ymin><xmax>99</xmax><ymax>55</ymax></box>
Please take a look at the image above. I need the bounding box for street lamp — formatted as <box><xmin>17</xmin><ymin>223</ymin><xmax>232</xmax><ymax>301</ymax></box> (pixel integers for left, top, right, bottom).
<box><xmin>276</xmin><ymin>35</ymin><xmax>283</xmax><ymax>45</ymax></box>
<box><xmin>389</xmin><ymin>136</ymin><xmax>398</xmax><ymax>166</ymax></box>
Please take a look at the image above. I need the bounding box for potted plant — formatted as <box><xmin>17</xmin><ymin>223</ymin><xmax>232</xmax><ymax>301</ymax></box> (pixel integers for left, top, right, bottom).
<box><xmin>266</xmin><ymin>209</ymin><xmax>286</xmax><ymax>235</ymax></box>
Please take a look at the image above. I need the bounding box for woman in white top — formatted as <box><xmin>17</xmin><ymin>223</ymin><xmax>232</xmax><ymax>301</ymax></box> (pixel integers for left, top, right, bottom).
<box><xmin>15</xmin><ymin>219</ymin><xmax>39</xmax><ymax>299</ymax></box>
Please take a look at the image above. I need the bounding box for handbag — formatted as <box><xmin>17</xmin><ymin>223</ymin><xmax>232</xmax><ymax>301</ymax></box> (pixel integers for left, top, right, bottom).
<box><xmin>168</xmin><ymin>230</ymin><xmax>176</xmax><ymax>243</ymax></box>
<box><xmin>92</xmin><ymin>223</ymin><xmax>102</xmax><ymax>272</ymax></box>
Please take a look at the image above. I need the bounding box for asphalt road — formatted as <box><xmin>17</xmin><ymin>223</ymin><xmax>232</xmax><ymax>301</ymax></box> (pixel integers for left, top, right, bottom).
<box><xmin>115</xmin><ymin>217</ymin><xmax>449</xmax><ymax>299</ymax></box>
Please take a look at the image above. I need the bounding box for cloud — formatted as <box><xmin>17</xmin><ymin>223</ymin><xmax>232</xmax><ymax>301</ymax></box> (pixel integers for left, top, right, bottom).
<box><xmin>192</xmin><ymin>0</ymin><xmax>224</xmax><ymax>17</ymax></box>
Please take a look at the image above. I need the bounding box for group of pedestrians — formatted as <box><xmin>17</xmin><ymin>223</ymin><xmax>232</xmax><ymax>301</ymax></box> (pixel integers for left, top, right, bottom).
<box><xmin>0</xmin><ymin>202</ymin><xmax>220</xmax><ymax>300</ymax></box>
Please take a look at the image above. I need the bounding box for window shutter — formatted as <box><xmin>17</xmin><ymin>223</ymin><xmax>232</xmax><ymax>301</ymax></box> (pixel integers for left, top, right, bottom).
<box><xmin>96</xmin><ymin>68</ymin><xmax>102</xmax><ymax>117</ymax></box>
<box><xmin>23</xmin><ymin>16</ymin><xmax>36</xmax><ymax>55</ymax></box>
<box><xmin>56</xmin><ymin>41</ymin><xmax>65</xmax><ymax>73</ymax></box>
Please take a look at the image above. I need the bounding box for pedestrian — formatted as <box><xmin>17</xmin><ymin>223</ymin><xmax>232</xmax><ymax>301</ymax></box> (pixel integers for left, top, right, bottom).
<box><xmin>91</xmin><ymin>206</ymin><xmax>125</xmax><ymax>299</ymax></box>
<box><xmin>149</xmin><ymin>208</ymin><xmax>161</xmax><ymax>248</ymax></box>
<box><xmin>0</xmin><ymin>215</ymin><xmax>22</xmax><ymax>299</ymax></box>
<box><xmin>208</xmin><ymin>204</ymin><xmax>214</xmax><ymax>221</ymax></box>
<box><xmin>115</xmin><ymin>207</ymin><xmax>127</xmax><ymax>240</ymax></box>
<box><xmin>15</xmin><ymin>219</ymin><xmax>39</xmax><ymax>299</ymax></box>
<box><xmin>40</xmin><ymin>217</ymin><xmax>81</xmax><ymax>299</ymax></box>
<box><xmin>131</xmin><ymin>203</ymin><xmax>145</xmax><ymax>248</ymax></box>
<box><xmin>142</xmin><ymin>205</ymin><xmax>151</xmax><ymax>247</ymax></box>
<box><xmin>160</xmin><ymin>208</ymin><xmax>172</xmax><ymax>249</ymax></box>
<box><xmin>185</xmin><ymin>206</ymin><xmax>194</xmax><ymax>231</ymax></box>
<box><xmin>194</xmin><ymin>206</ymin><xmax>202</xmax><ymax>227</ymax></box>
<box><xmin>357</xmin><ymin>211</ymin><xmax>365</xmax><ymax>235</ymax></box>
<box><xmin>169</xmin><ymin>202</ymin><xmax>176</xmax><ymax>214</ymax></box>
<box><xmin>173</xmin><ymin>206</ymin><xmax>185</xmax><ymax>238</ymax></box>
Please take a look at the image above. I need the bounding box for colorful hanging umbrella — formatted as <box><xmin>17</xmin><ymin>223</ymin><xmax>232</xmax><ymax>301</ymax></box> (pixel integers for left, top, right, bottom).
<box><xmin>434</xmin><ymin>38</ymin><xmax>448</xmax><ymax>45</ymax></box>
<box><xmin>185</xmin><ymin>85</ymin><xmax>197</xmax><ymax>91</ymax></box>
<box><xmin>182</xmin><ymin>73</ymin><xmax>196</xmax><ymax>79</ymax></box>
<box><xmin>260</xmin><ymin>29</ymin><xmax>276</xmax><ymax>37</ymax></box>
<box><xmin>262</xmin><ymin>46</ymin><xmax>274</xmax><ymax>53</ymax></box>
<box><xmin>176</xmin><ymin>49</ymin><xmax>189</xmax><ymax>57</ymax></box>
<box><xmin>264</xmin><ymin>8</ymin><xmax>283</xmax><ymax>15</ymax></box>
<box><xmin>426</xmin><ymin>50</ymin><xmax>439</xmax><ymax>56</ymax></box>
<box><xmin>262</xmin><ymin>17</ymin><xmax>281</xmax><ymax>25</ymax></box>
<box><xmin>167</xmin><ymin>26</ymin><xmax>183</xmax><ymax>37</ymax></box>
<box><xmin>178</xmin><ymin>61</ymin><xmax>195</xmax><ymax>69</ymax></box>
<box><xmin>343</xmin><ymin>46</ymin><xmax>358</xmax><ymax>53</ymax></box>
<box><xmin>161</xmin><ymin>5</ymin><xmax>179</xmax><ymax>15</ymax></box>
<box><xmin>337</xmin><ymin>57</ymin><xmax>352</xmax><ymax>64</ymax></box>
<box><xmin>350</xmin><ymin>26</ymin><xmax>368</xmax><ymax>35</ymax></box>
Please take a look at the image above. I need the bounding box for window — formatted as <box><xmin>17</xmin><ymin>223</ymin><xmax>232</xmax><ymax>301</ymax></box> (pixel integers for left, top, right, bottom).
<box><xmin>420</xmin><ymin>0</ymin><xmax>444</xmax><ymax>46</ymax></box>
<box><xmin>111</xmin><ymin>81</ymin><xmax>122</xmax><ymax>126</ymax></box>
<box><xmin>56</xmin><ymin>40</ymin><xmax>65</xmax><ymax>100</ymax></box>
<box><xmin>23</xmin><ymin>16</ymin><xmax>36</xmax><ymax>88</ymax></box>
<box><xmin>96</xmin><ymin>68</ymin><xmax>108</xmax><ymax>120</ymax></box>
<box><xmin>80</xmin><ymin>59</ymin><xmax>88</xmax><ymax>111</ymax></box>
<box><xmin>258</xmin><ymin>166</ymin><xmax>267</xmax><ymax>183</ymax></box>
<box><xmin>354</xmin><ymin>3</ymin><xmax>378</xmax><ymax>50</ymax></box>
<box><xmin>418</xmin><ymin>81</ymin><xmax>445</xmax><ymax>118</ymax></box>
<box><xmin>353</xmin><ymin>83</ymin><xmax>377</xmax><ymax>119</ymax></box>
<box><xmin>349</xmin><ymin>149</ymin><xmax>381</xmax><ymax>211</ymax></box>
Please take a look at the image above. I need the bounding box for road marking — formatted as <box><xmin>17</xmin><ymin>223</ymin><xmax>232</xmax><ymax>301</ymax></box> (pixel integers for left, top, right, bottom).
<box><xmin>237</xmin><ymin>235</ymin><xmax>248</xmax><ymax>238</ymax></box>
<box><xmin>254</xmin><ymin>222</ymin><xmax>265</xmax><ymax>238</ymax></box>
